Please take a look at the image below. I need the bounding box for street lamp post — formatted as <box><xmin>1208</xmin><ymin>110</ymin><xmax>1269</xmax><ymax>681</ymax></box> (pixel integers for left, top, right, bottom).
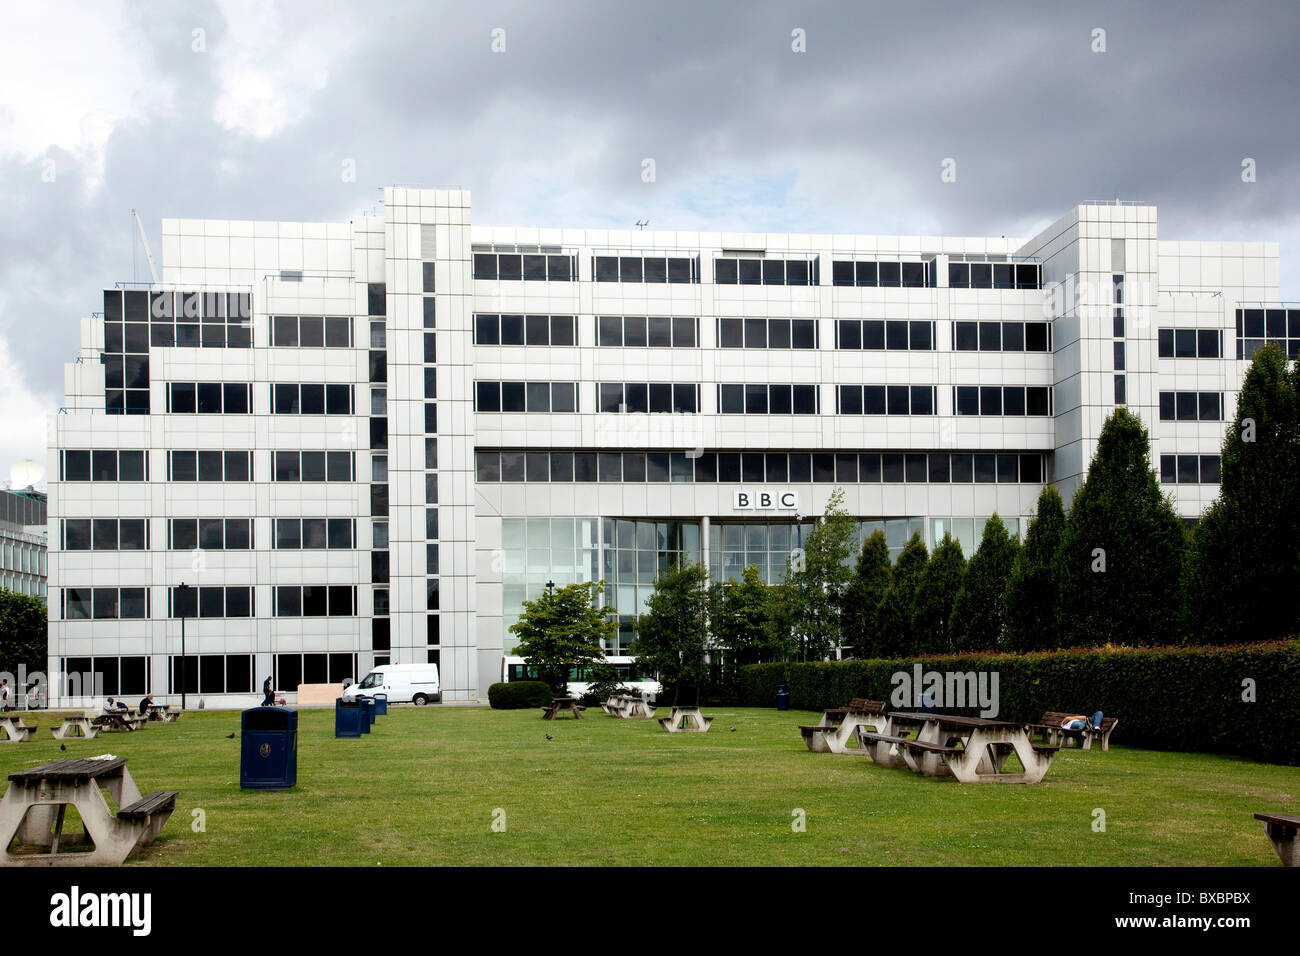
<box><xmin>177</xmin><ymin>582</ymin><xmax>191</xmax><ymax>711</ymax></box>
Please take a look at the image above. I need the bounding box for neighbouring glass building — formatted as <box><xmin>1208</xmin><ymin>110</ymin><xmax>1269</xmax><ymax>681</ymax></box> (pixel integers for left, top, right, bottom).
<box><xmin>1</xmin><ymin>488</ymin><xmax>47</xmax><ymax>599</ymax></box>
<box><xmin>46</xmin><ymin>189</ymin><xmax>1279</xmax><ymax>705</ymax></box>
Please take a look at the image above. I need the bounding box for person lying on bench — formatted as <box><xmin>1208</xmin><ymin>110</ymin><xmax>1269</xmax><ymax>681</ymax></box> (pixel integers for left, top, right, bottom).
<box><xmin>1060</xmin><ymin>714</ymin><xmax>1088</xmax><ymax>731</ymax></box>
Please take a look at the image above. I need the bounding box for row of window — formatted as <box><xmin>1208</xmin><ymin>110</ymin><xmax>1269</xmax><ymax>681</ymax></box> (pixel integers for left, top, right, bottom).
<box><xmin>594</xmin><ymin>255</ymin><xmax>701</xmax><ymax>284</ymax></box>
<box><xmin>61</xmin><ymin>656</ymin><xmax>152</xmax><ymax>698</ymax></box>
<box><xmin>469</xmin><ymin>253</ymin><xmax>1042</xmax><ymax>290</ymax></box>
<box><xmin>1234</xmin><ymin>308</ymin><xmax>1300</xmax><ymax>360</ymax></box>
<box><xmin>105</xmin><ymin>290</ymin><xmax>252</xmax><ymax>323</ymax></box>
<box><xmin>1158</xmin><ymin>328</ymin><xmax>1222</xmax><ymax>359</ymax></box>
<box><xmin>952</xmin><ymin>321</ymin><xmax>1052</xmax><ymax>352</ymax></box>
<box><xmin>165</xmin><ymin>383</ymin><xmax>253</xmax><ymax>414</ymax></box>
<box><xmin>831</xmin><ymin>260</ymin><xmax>935</xmax><ymax>289</ymax></box>
<box><xmin>953</xmin><ymin>386</ymin><xmax>1054</xmax><ymax>417</ymax></box>
<box><xmin>168</xmin><ymin>586</ymin><xmax>255</xmax><ymax>618</ymax></box>
<box><xmin>599</xmin><ymin>315</ymin><xmax>699</xmax><ymax>348</ymax></box>
<box><xmin>945</xmin><ymin>262</ymin><xmax>1043</xmax><ymax>290</ymax></box>
<box><xmin>719</xmin><ymin>317</ymin><xmax>818</xmax><ymax>350</ymax></box>
<box><xmin>60</xmin><ymin>519</ymin><xmax>149</xmax><ymax>551</ymax></box>
<box><xmin>472</xmin><ymin>252</ymin><xmax>578</xmax><ymax>282</ymax></box>
<box><xmin>169</xmin><ymin>519</ymin><xmax>253</xmax><ymax>551</ymax></box>
<box><xmin>475</xmin><ymin>449</ymin><xmax>1047</xmax><ymax>484</ymax></box>
<box><xmin>59</xmin><ymin>450</ymin><xmax>149</xmax><ymax>482</ymax></box>
<box><xmin>61</xmin><ymin>587</ymin><xmax>151</xmax><ymax>620</ymax></box>
<box><xmin>271</xmin><ymin>585</ymin><xmax>357</xmax><ymax>617</ymax></box>
<box><xmin>270</xmin><ymin>316</ymin><xmax>353</xmax><ymax>348</ymax></box>
<box><xmin>107</xmin><ymin>321</ymin><xmax>251</xmax><ymax>351</ymax></box>
<box><xmin>715</xmin><ymin>257</ymin><xmax>820</xmax><ymax>286</ymax></box>
<box><xmin>272</xmin><ymin>383</ymin><xmax>355</xmax><ymax>415</ymax></box>
<box><xmin>717</xmin><ymin>384</ymin><xmax>820</xmax><ymax>415</ymax></box>
<box><xmin>169</xmin><ymin>450</ymin><xmax>253</xmax><ymax>482</ymax></box>
<box><xmin>1158</xmin><ymin>392</ymin><xmax>1223</xmax><ymax>422</ymax></box>
<box><xmin>599</xmin><ymin>383</ymin><xmax>701</xmax><ymax>414</ymax></box>
<box><xmin>836</xmin><ymin>319</ymin><xmax>933</xmax><ymax>351</ymax></box>
<box><xmin>472</xmin><ymin>314</ymin><xmax>1051</xmax><ymax>353</ymax></box>
<box><xmin>475</xmin><ymin>314</ymin><xmax>577</xmax><ymax>347</ymax></box>
<box><xmin>1159</xmin><ymin>454</ymin><xmax>1222</xmax><ymax>485</ymax></box>
<box><xmin>836</xmin><ymin>385</ymin><xmax>936</xmax><ymax>416</ymax></box>
<box><xmin>474</xmin><ymin>381</ymin><xmax>580</xmax><ymax>413</ymax></box>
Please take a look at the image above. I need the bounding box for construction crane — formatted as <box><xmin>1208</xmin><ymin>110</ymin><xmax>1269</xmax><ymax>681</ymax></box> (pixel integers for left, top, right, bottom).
<box><xmin>131</xmin><ymin>209</ymin><xmax>159</xmax><ymax>283</ymax></box>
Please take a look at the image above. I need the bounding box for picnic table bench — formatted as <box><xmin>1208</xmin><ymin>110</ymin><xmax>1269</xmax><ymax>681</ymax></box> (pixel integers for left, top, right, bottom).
<box><xmin>859</xmin><ymin>711</ymin><xmax>1059</xmax><ymax>783</ymax></box>
<box><xmin>0</xmin><ymin>756</ymin><xmax>179</xmax><ymax>865</ymax></box>
<box><xmin>0</xmin><ymin>715</ymin><xmax>36</xmax><ymax>743</ymax></box>
<box><xmin>1254</xmin><ymin>812</ymin><xmax>1300</xmax><ymax>867</ymax></box>
<box><xmin>798</xmin><ymin>698</ymin><xmax>888</xmax><ymax>753</ymax></box>
<box><xmin>658</xmin><ymin>706</ymin><xmax>712</xmax><ymax>733</ymax></box>
<box><xmin>1026</xmin><ymin>711</ymin><xmax>1119</xmax><ymax>751</ymax></box>
<box><xmin>91</xmin><ymin>713</ymin><xmax>146</xmax><ymax>733</ymax></box>
<box><xmin>603</xmin><ymin>694</ymin><xmax>655</xmax><ymax>719</ymax></box>
<box><xmin>51</xmin><ymin>716</ymin><xmax>100</xmax><ymax>740</ymax></box>
<box><xmin>145</xmin><ymin>704</ymin><xmax>180</xmax><ymax>723</ymax></box>
<box><xmin>542</xmin><ymin>697</ymin><xmax>585</xmax><ymax>720</ymax></box>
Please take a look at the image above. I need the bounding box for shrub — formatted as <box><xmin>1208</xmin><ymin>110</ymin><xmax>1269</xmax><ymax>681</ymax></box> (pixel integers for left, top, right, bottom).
<box><xmin>740</xmin><ymin>641</ymin><xmax>1300</xmax><ymax>765</ymax></box>
<box><xmin>487</xmin><ymin>681</ymin><xmax>552</xmax><ymax>710</ymax></box>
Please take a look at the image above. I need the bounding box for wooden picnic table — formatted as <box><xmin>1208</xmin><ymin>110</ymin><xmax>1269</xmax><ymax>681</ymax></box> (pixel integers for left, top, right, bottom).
<box><xmin>658</xmin><ymin>705</ymin><xmax>712</xmax><ymax>733</ymax></box>
<box><xmin>93</xmin><ymin>712</ymin><xmax>147</xmax><ymax>733</ymax></box>
<box><xmin>542</xmin><ymin>697</ymin><xmax>584</xmax><ymax>720</ymax></box>
<box><xmin>0</xmin><ymin>714</ymin><xmax>36</xmax><ymax>743</ymax></box>
<box><xmin>51</xmin><ymin>716</ymin><xmax>100</xmax><ymax>740</ymax></box>
<box><xmin>0</xmin><ymin>757</ymin><xmax>178</xmax><ymax>865</ymax></box>
<box><xmin>856</xmin><ymin>711</ymin><xmax>1059</xmax><ymax>784</ymax></box>
<box><xmin>603</xmin><ymin>694</ymin><xmax>656</xmax><ymax>719</ymax></box>
<box><xmin>146</xmin><ymin>703</ymin><xmax>180</xmax><ymax>723</ymax></box>
<box><xmin>798</xmin><ymin>699</ymin><xmax>888</xmax><ymax>754</ymax></box>
<box><xmin>1254</xmin><ymin>812</ymin><xmax>1299</xmax><ymax>867</ymax></box>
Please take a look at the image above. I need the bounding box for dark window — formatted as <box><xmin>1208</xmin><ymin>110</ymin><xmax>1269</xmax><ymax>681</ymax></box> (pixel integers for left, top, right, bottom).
<box><xmin>1198</xmin><ymin>329</ymin><xmax>1220</xmax><ymax>358</ymax></box>
<box><xmin>974</xmin><ymin>454</ymin><xmax>997</xmax><ymax>483</ymax></box>
<box><xmin>980</xmin><ymin>386</ymin><xmax>1002</xmax><ymax>416</ymax></box>
<box><xmin>928</xmin><ymin>454</ymin><xmax>950</xmax><ymax>483</ymax></box>
<box><xmin>838</xmin><ymin>320</ymin><xmax>861</xmax><ymax>350</ymax></box>
<box><xmin>170</xmin><ymin>383</ymin><xmax>196</xmax><ymax>413</ymax></box>
<box><xmin>886</xmin><ymin>385</ymin><xmax>910</xmax><ymax>415</ymax></box>
<box><xmin>1199</xmin><ymin>392</ymin><xmax>1221</xmax><ymax>421</ymax></box>
<box><xmin>476</xmin><ymin>381</ymin><xmax>501</xmax><ymax>412</ymax></box>
<box><xmin>1003</xmin><ymin>387</ymin><xmax>1026</xmax><ymax>416</ymax></box>
<box><xmin>881</xmin><ymin>454</ymin><xmax>904</xmax><ymax>483</ymax></box>
<box><xmin>1200</xmin><ymin>455</ymin><xmax>1221</xmax><ymax>484</ymax></box>
<box><xmin>65</xmin><ymin>450</ymin><xmax>91</xmax><ymax>482</ymax></box>
<box><xmin>1025</xmin><ymin>323</ymin><xmax>1049</xmax><ymax>352</ymax></box>
<box><xmin>1026</xmin><ymin>387</ymin><xmax>1051</xmax><ymax>416</ymax></box>
<box><xmin>863</xmin><ymin>385</ymin><xmax>886</xmax><ymax>416</ymax></box>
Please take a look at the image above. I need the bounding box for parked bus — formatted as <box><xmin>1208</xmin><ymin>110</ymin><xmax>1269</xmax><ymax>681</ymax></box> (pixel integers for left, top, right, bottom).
<box><xmin>501</xmin><ymin>656</ymin><xmax>661</xmax><ymax>699</ymax></box>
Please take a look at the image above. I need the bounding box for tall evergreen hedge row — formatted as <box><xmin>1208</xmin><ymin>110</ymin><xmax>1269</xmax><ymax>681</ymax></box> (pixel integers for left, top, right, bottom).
<box><xmin>740</xmin><ymin>641</ymin><xmax>1300</xmax><ymax>764</ymax></box>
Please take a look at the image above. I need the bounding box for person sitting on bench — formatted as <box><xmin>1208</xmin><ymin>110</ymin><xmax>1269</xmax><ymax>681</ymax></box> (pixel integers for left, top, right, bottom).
<box><xmin>139</xmin><ymin>693</ymin><xmax>155</xmax><ymax>713</ymax></box>
<box><xmin>102</xmin><ymin>697</ymin><xmax>129</xmax><ymax>714</ymax></box>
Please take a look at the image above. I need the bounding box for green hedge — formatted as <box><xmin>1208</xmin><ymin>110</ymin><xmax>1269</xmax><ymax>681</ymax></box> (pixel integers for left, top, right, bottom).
<box><xmin>487</xmin><ymin>681</ymin><xmax>552</xmax><ymax>710</ymax></box>
<box><xmin>741</xmin><ymin>641</ymin><xmax>1300</xmax><ymax>765</ymax></box>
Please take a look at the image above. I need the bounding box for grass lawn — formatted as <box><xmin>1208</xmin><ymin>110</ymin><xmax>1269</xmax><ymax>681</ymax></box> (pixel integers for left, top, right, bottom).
<box><xmin>1</xmin><ymin>706</ymin><xmax>1295</xmax><ymax>866</ymax></box>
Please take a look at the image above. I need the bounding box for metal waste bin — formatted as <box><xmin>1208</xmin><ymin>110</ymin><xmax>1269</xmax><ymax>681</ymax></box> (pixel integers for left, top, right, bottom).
<box><xmin>776</xmin><ymin>683</ymin><xmax>791</xmax><ymax>711</ymax></box>
<box><xmin>335</xmin><ymin>697</ymin><xmax>365</xmax><ymax>738</ymax></box>
<box><xmin>240</xmin><ymin>707</ymin><xmax>298</xmax><ymax>790</ymax></box>
<box><xmin>359</xmin><ymin>696</ymin><xmax>375</xmax><ymax>731</ymax></box>
<box><xmin>369</xmin><ymin>693</ymin><xmax>388</xmax><ymax>717</ymax></box>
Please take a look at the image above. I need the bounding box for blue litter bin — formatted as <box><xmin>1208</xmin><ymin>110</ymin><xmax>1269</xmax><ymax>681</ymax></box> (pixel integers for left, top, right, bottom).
<box><xmin>370</xmin><ymin>693</ymin><xmax>388</xmax><ymax>717</ymax></box>
<box><xmin>240</xmin><ymin>707</ymin><xmax>297</xmax><ymax>790</ymax></box>
<box><xmin>359</xmin><ymin>696</ymin><xmax>374</xmax><ymax>731</ymax></box>
<box><xmin>776</xmin><ymin>684</ymin><xmax>791</xmax><ymax>711</ymax></box>
<box><xmin>335</xmin><ymin>697</ymin><xmax>364</xmax><ymax>738</ymax></box>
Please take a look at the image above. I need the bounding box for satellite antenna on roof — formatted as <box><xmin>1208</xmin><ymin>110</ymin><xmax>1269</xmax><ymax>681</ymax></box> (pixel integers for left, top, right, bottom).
<box><xmin>10</xmin><ymin>459</ymin><xmax>44</xmax><ymax>490</ymax></box>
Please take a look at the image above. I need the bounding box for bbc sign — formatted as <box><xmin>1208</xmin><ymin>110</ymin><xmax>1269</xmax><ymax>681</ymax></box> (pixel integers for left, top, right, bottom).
<box><xmin>733</xmin><ymin>490</ymin><xmax>799</xmax><ymax>511</ymax></box>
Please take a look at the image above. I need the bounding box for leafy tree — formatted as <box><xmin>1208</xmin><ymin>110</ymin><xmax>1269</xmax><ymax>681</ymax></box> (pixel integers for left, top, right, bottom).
<box><xmin>780</xmin><ymin>488</ymin><xmax>858</xmax><ymax>660</ymax></box>
<box><xmin>0</xmin><ymin>588</ymin><xmax>46</xmax><ymax>683</ymax></box>
<box><xmin>631</xmin><ymin>560</ymin><xmax>711</xmax><ymax>705</ymax></box>
<box><xmin>509</xmin><ymin>582</ymin><xmax>615</xmax><ymax>695</ymax></box>
<box><xmin>711</xmin><ymin>564</ymin><xmax>785</xmax><ymax>665</ymax></box>
<box><xmin>842</xmin><ymin>530</ymin><xmax>892</xmax><ymax>657</ymax></box>
<box><xmin>1185</xmin><ymin>343</ymin><xmax>1300</xmax><ymax>644</ymax></box>
<box><xmin>1005</xmin><ymin>486</ymin><xmax>1067</xmax><ymax>652</ymax></box>
<box><xmin>877</xmin><ymin>532</ymin><xmax>929</xmax><ymax>655</ymax></box>
<box><xmin>911</xmin><ymin>533</ymin><xmax>966</xmax><ymax>655</ymax></box>
<box><xmin>1055</xmin><ymin>408</ymin><xmax>1186</xmax><ymax>647</ymax></box>
<box><xmin>951</xmin><ymin>515</ymin><xmax>1020</xmax><ymax>651</ymax></box>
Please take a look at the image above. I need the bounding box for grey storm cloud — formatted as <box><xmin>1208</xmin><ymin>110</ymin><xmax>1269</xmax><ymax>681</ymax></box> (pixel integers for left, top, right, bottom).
<box><xmin>1</xmin><ymin>0</ymin><xmax>1298</xmax><ymax>461</ymax></box>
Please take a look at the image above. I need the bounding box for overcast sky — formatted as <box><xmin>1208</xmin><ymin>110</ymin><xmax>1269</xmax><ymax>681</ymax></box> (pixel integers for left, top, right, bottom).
<box><xmin>1</xmin><ymin>0</ymin><xmax>1297</xmax><ymax>483</ymax></box>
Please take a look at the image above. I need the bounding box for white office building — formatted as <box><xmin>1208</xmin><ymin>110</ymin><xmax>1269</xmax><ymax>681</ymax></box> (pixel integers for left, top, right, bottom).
<box><xmin>45</xmin><ymin>188</ymin><xmax>1282</xmax><ymax>705</ymax></box>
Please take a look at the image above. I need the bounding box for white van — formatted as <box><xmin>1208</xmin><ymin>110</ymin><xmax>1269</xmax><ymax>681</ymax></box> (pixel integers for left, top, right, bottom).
<box><xmin>343</xmin><ymin>663</ymin><xmax>441</xmax><ymax>705</ymax></box>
